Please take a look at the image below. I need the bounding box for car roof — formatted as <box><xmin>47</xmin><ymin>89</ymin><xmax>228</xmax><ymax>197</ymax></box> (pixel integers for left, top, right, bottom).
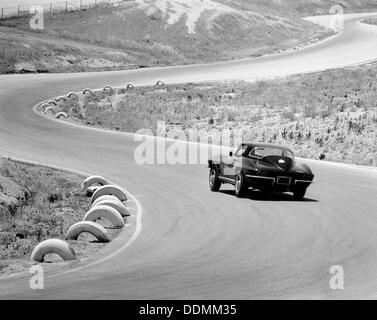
<box><xmin>241</xmin><ymin>142</ymin><xmax>293</xmax><ymax>151</ymax></box>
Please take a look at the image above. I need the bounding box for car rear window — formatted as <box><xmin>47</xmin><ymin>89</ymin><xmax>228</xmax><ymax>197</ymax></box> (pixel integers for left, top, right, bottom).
<box><xmin>249</xmin><ymin>147</ymin><xmax>294</xmax><ymax>159</ymax></box>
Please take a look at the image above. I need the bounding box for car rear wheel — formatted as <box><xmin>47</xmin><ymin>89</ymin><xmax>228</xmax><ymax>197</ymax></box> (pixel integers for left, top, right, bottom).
<box><xmin>293</xmin><ymin>188</ymin><xmax>306</xmax><ymax>200</ymax></box>
<box><xmin>209</xmin><ymin>167</ymin><xmax>221</xmax><ymax>192</ymax></box>
<box><xmin>235</xmin><ymin>173</ymin><xmax>247</xmax><ymax>198</ymax></box>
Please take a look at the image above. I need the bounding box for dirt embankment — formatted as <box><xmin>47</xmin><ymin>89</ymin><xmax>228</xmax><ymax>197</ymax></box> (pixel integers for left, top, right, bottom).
<box><xmin>0</xmin><ymin>158</ymin><xmax>132</xmax><ymax>277</ymax></box>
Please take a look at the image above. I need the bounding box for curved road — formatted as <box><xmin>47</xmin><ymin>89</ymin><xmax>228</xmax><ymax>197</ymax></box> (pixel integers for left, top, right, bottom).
<box><xmin>1</xmin><ymin>13</ymin><xmax>377</xmax><ymax>299</ymax></box>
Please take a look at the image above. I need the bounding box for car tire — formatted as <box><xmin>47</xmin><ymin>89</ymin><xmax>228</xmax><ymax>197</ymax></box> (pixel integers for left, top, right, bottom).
<box><xmin>293</xmin><ymin>188</ymin><xmax>306</xmax><ymax>200</ymax></box>
<box><xmin>209</xmin><ymin>167</ymin><xmax>221</xmax><ymax>192</ymax></box>
<box><xmin>235</xmin><ymin>172</ymin><xmax>247</xmax><ymax>198</ymax></box>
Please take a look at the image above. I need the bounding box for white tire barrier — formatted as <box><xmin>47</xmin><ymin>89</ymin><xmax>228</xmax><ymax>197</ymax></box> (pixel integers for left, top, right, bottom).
<box><xmin>103</xmin><ymin>85</ymin><xmax>114</xmax><ymax>93</ymax></box>
<box><xmin>66</xmin><ymin>221</ymin><xmax>110</xmax><ymax>242</ymax></box>
<box><xmin>156</xmin><ymin>79</ymin><xmax>165</xmax><ymax>86</ymax></box>
<box><xmin>83</xmin><ymin>205</ymin><xmax>125</xmax><ymax>228</ymax></box>
<box><xmin>47</xmin><ymin>100</ymin><xmax>57</xmax><ymax>106</ymax></box>
<box><xmin>31</xmin><ymin>239</ymin><xmax>76</xmax><ymax>262</ymax></box>
<box><xmin>45</xmin><ymin>106</ymin><xmax>56</xmax><ymax>114</ymax></box>
<box><xmin>81</xmin><ymin>175</ymin><xmax>110</xmax><ymax>192</ymax></box>
<box><xmin>83</xmin><ymin>88</ymin><xmax>93</xmax><ymax>95</ymax></box>
<box><xmin>91</xmin><ymin>185</ymin><xmax>127</xmax><ymax>204</ymax></box>
<box><xmin>67</xmin><ymin>92</ymin><xmax>78</xmax><ymax>99</ymax></box>
<box><xmin>126</xmin><ymin>82</ymin><xmax>135</xmax><ymax>89</ymax></box>
<box><xmin>55</xmin><ymin>96</ymin><xmax>66</xmax><ymax>102</ymax></box>
<box><xmin>93</xmin><ymin>199</ymin><xmax>129</xmax><ymax>217</ymax></box>
<box><xmin>55</xmin><ymin>112</ymin><xmax>68</xmax><ymax>119</ymax></box>
<box><xmin>41</xmin><ymin>103</ymin><xmax>51</xmax><ymax>110</ymax></box>
<box><xmin>92</xmin><ymin>195</ymin><xmax>123</xmax><ymax>206</ymax></box>
<box><xmin>85</xmin><ymin>186</ymin><xmax>99</xmax><ymax>197</ymax></box>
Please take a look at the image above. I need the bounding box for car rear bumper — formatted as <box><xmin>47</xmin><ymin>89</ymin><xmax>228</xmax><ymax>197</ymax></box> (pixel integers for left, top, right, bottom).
<box><xmin>245</xmin><ymin>175</ymin><xmax>275</xmax><ymax>188</ymax></box>
<box><xmin>245</xmin><ymin>174</ymin><xmax>313</xmax><ymax>190</ymax></box>
<box><xmin>294</xmin><ymin>180</ymin><xmax>314</xmax><ymax>187</ymax></box>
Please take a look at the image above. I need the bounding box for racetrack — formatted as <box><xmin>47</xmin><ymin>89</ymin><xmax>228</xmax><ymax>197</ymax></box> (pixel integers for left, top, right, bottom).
<box><xmin>1</xmin><ymin>13</ymin><xmax>377</xmax><ymax>299</ymax></box>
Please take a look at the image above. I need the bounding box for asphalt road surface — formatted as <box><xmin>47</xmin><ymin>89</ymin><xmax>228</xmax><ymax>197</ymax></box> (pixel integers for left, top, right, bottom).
<box><xmin>0</xmin><ymin>13</ymin><xmax>377</xmax><ymax>299</ymax></box>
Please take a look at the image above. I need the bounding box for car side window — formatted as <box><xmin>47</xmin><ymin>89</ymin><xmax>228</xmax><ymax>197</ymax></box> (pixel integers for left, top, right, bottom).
<box><xmin>249</xmin><ymin>147</ymin><xmax>261</xmax><ymax>158</ymax></box>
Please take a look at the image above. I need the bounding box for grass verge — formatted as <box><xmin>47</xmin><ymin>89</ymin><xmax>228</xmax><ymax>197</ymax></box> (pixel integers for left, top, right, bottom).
<box><xmin>0</xmin><ymin>158</ymin><xmax>127</xmax><ymax>276</ymax></box>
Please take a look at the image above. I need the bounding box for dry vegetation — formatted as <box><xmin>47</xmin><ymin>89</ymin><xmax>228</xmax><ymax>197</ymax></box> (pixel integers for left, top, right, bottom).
<box><xmin>231</xmin><ymin>0</ymin><xmax>377</xmax><ymax>16</ymax></box>
<box><xmin>0</xmin><ymin>26</ymin><xmax>138</xmax><ymax>74</ymax></box>
<box><xmin>1</xmin><ymin>0</ymin><xmax>377</xmax><ymax>74</ymax></box>
<box><xmin>363</xmin><ymin>17</ymin><xmax>377</xmax><ymax>26</ymax></box>
<box><xmin>0</xmin><ymin>1</ymin><xmax>336</xmax><ymax>74</ymax></box>
<box><xmin>0</xmin><ymin>158</ymin><xmax>116</xmax><ymax>276</ymax></box>
<box><xmin>51</xmin><ymin>61</ymin><xmax>377</xmax><ymax>167</ymax></box>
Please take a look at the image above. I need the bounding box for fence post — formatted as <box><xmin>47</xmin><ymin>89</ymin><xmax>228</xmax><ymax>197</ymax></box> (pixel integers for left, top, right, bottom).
<box><xmin>18</xmin><ymin>5</ymin><xmax>20</xmax><ymax>17</ymax></box>
<box><xmin>80</xmin><ymin>0</ymin><xmax>82</xmax><ymax>10</ymax></box>
<box><xmin>1</xmin><ymin>8</ymin><xmax>3</xmax><ymax>19</ymax></box>
<box><xmin>50</xmin><ymin>3</ymin><xmax>52</xmax><ymax>17</ymax></box>
<box><xmin>65</xmin><ymin>1</ymin><xmax>67</xmax><ymax>12</ymax></box>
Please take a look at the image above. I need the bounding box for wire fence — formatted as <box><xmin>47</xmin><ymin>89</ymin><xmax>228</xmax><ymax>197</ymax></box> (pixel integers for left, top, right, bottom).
<box><xmin>0</xmin><ymin>0</ymin><xmax>128</xmax><ymax>20</ymax></box>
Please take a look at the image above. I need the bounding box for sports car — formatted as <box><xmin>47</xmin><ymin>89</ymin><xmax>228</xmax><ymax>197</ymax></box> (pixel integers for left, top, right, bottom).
<box><xmin>208</xmin><ymin>142</ymin><xmax>314</xmax><ymax>199</ymax></box>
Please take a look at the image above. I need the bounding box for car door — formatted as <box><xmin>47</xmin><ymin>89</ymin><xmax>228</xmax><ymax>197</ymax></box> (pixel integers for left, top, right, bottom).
<box><xmin>245</xmin><ymin>147</ymin><xmax>259</xmax><ymax>171</ymax></box>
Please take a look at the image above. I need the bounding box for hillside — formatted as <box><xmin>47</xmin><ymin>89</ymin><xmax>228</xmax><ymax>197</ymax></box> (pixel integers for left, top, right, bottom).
<box><xmin>47</xmin><ymin>60</ymin><xmax>377</xmax><ymax>167</ymax></box>
<box><xmin>0</xmin><ymin>26</ymin><xmax>141</xmax><ymax>73</ymax></box>
<box><xmin>0</xmin><ymin>0</ymin><xmax>337</xmax><ymax>74</ymax></box>
<box><xmin>226</xmin><ymin>0</ymin><xmax>377</xmax><ymax>16</ymax></box>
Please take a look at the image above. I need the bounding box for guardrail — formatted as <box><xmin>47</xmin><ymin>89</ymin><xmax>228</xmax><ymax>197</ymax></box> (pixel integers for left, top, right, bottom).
<box><xmin>0</xmin><ymin>0</ymin><xmax>130</xmax><ymax>20</ymax></box>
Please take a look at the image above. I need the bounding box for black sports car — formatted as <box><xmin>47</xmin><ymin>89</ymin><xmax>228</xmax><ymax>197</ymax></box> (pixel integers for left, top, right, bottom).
<box><xmin>208</xmin><ymin>142</ymin><xmax>314</xmax><ymax>199</ymax></box>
